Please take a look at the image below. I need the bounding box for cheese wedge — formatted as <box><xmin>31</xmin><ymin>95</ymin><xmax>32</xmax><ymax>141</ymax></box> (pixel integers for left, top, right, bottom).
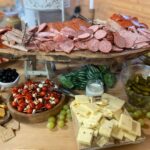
<box><xmin>75</xmin><ymin>95</ymin><xmax>90</xmax><ymax>104</ymax></box>
<box><xmin>99</xmin><ymin>119</ymin><xmax>114</xmax><ymax>137</ymax></box>
<box><xmin>111</xmin><ymin>126</ymin><xmax>124</xmax><ymax>140</ymax></box>
<box><xmin>77</xmin><ymin>127</ymin><xmax>94</xmax><ymax>146</ymax></box>
<box><xmin>0</xmin><ymin>108</ymin><xmax>5</xmax><ymax>117</ymax></box>
<box><xmin>123</xmin><ymin>131</ymin><xmax>137</xmax><ymax>142</ymax></box>
<box><xmin>96</xmin><ymin>136</ymin><xmax>109</xmax><ymax>147</ymax></box>
<box><xmin>83</xmin><ymin>112</ymin><xmax>102</xmax><ymax>129</ymax></box>
<box><xmin>118</xmin><ymin>114</ymin><xmax>132</xmax><ymax>132</ymax></box>
<box><xmin>130</xmin><ymin>120</ymin><xmax>141</xmax><ymax>136</ymax></box>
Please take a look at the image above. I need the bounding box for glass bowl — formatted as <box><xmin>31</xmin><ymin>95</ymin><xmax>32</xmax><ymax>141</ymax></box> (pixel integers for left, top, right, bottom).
<box><xmin>121</xmin><ymin>64</ymin><xmax>150</xmax><ymax>108</ymax></box>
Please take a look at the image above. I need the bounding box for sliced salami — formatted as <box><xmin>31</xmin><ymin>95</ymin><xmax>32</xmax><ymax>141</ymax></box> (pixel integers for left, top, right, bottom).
<box><xmin>87</xmin><ymin>38</ymin><xmax>99</xmax><ymax>52</ymax></box>
<box><xmin>134</xmin><ymin>42</ymin><xmax>149</xmax><ymax>49</ymax></box>
<box><xmin>37</xmin><ymin>32</ymin><xmax>56</xmax><ymax>38</ymax></box>
<box><xmin>53</xmin><ymin>34</ymin><xmax>67</xmax><ymax>42</ymax></box>
<box><xmin>78</xmin><ymin>33</ymin><xmax>91</xmax><ymax>40</ymax></box>
<box><xmin>94</xmin><ymin>30</ymin><xmax>107</xmax><ymax>40</ymax></box>
<box><xmin>74</xmin><ymin>41</ymin><xmax>88</xmax><ymax>50</ymax></box>
<box><xmin>99</xmin><ymin>39</ymin><xmax>112</xmax><ymax>53</ymax></box>
<box><xmin>59</xmin><ymin>40</ymin><xmax>74</xmax><ymax>53</ymax></box>
<box><xmin>89</xmin><ymin>25</ymin><xmax>99</xmax><ymax>32</ymax></box>
<box><xmin>112</xmin><ymin>45</ymin><xmax>124</xmax><ymax>52</ymax></box>
<box><xmin>113</xmin><ymin>32</ymin><xmax>126</xmax><ymax>48</ymax></box>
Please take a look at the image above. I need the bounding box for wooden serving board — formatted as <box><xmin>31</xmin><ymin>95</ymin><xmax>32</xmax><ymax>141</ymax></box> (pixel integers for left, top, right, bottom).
<box><xmin>71</xmin><ymin>109</ymin><xmax>145</xmax><ymax>150</ymax></box>
<box><xmin>0</xmin><ymin>46</ymin><xmax>149</xmax><ymax>63</ymax></box>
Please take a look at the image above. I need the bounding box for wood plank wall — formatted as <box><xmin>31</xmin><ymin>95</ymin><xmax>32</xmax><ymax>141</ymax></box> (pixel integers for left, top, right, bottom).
<box><xmin>80</xmin><ymin>0</ymin><xmax>150</xmax><ymax>26</ymax></box>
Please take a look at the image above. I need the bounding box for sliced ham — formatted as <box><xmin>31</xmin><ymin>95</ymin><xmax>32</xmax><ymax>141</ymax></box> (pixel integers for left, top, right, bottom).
<box><xmin>89</xmin><ymin>25</ymin><xmax>99</xmax><ymax>32</ymax></box>
<box><xmin>87</xmin><ymin>38</ymin><xmax>99</xmax><ymax>52</ymax></box>
<box><xmin>60</xmin><ymin>27</ymin><xmax>76</xmax><ymax>38</ymax></box>
<box><xmin>99</xmin><ymin>39</ymin><xmax>112</xmax><ymax>53</ymax></box>
<box><xmin>37</xmin><ymin>23</ymin><xmax>47</xmax><ymax>32</ymax></box>
<box><xmin>37</xmin><ymin>32</ymin><xmax>56</xmax><ymax>38</ymax></box>
<box><xmin>134</xmin><ymin>42</ymin><xmax>149</xmax><ymax>49</ymax></box>
<box><xmin>137</xmin><ymin>28</ymin><xmax>150</xmax><ymax>39</ymax></box>
<box><xmin>28</xmin><ymin>26</ymin><xmax>38</xmax><ymax>33</ymax></box>
<box><xmin>74</xmin><ymin>41</ymin><xmax>88</xmax><ymax>50</ymax></box>
<box><xmin>135</xmin><ymin>34</ymin><xmax>149</xmax><ymax>44</ymax></box>
<box><xmin>113</xmin><ymin>32</ymin><xmax>126</xmax><ymax>48</ymax></box>
<box><xmin>94</xmin><ymin>30</ymin><xmax>107</xmax><ymax>40</ymax></box>
<box><xmin>53</xmin><ymin>34</ymin><xmax>67</xmax><ymax>42</ymax></box>
<box><xmin>59</xmin><ymin>40</ymin><xmax>74</xmax><ymax>53</ymax></box>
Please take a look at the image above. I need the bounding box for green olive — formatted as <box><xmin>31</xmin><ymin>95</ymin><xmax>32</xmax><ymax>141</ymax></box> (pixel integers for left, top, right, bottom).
<box><xmin>138</xmin><ymin>119</ymin><xmax>145</xmax><ymax>127</ymax></box>
<box><xmin>146</xmin><ymin>112</ymin><xmax>150</xmax><ymax>119</ymax></box>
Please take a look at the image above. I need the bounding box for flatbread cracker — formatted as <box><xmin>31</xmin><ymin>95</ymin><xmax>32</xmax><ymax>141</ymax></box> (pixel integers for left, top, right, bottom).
<box><xmin>4</xmin><ymin>119</ymin><xmax>20</xmax><ymax>130</ymax></box>
<box><xmin>0</xmin><ymin>125</ymin><xmax>15</xmax><ymax>142</ymax></box>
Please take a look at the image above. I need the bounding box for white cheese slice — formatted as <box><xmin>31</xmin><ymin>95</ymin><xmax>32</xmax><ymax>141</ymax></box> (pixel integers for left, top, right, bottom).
<box><xmin>101</xmin><ymin>108</ymin><xmax>113</xmax><ymax>118</ymax></box>
<box><xmin>76</xmin><ymin>114</ymin><xmax>86</xmax><ymax>125</ymax></box>
<box><xmin>77</xmin><ymin>127</ymin><xmax>94</xmax><ymax>146</ymax></box>
<box><xmin>75</xmin><ymin>95</ymin><xmax>90</xmax><ymax>104</ymax></box>
<box><xmin>130</xmin><ymin>120</ymin><xmax>141</xmax><ymax>136</ymax></box>
<box><xmin>118</xmin><ymin>114</ymin><xmax>132</xmax><ymax>132</ymax></box>
<box><xmin>111</xmin><ymin>126</ymin><xmax>124</xmax><ymax>140</ymax></box>
<box><xmin>81</xmin><ymin>103</ymin><xmax>99</xmax><ymax>114</ymax></box>
<box><xmin>83</xmin><ymin>112</ymin><xmax>102</xmax><ymax>129</ymax></box>
<box><xmin>94</xmin><ymin>129</ymin><xmax>99</xmax><ymax>137</ymax></box>
<box><xmin>96</xmin><ymin>136</ymin><xmax>109</xmax><ymax>147</ymax></box>
<box><xmin>96</xmin><ymin>99</ymin><xmax>109</xmax><ymax>106</ymax></box>
<box><xmin>99</xmin><ymin>119</ymin><xmax>114</xmax><ymax>137</ymax></box>
<box><xmin>113</xmin><ymin>109</ymin><xmax>122</xmax><ymax>120</ymax></box>
<box><xmin>123</xmin><ymin>131</ymin><xmax>137</xmax><ymax>142</ymax></box>
<box><xmin>101</xmin><ymin>93</ymin><xmax>125</xmax><ymax>110</ymax></box>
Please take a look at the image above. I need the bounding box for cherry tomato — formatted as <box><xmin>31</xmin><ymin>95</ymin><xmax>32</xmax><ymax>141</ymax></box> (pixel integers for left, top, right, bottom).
<box><xmin>45</xmin><ymin>103</ymin><xmax>52</xmax><ymax>110</ymax></box>
<box><xmin>18</xmin><ymin>102</ymin><xmax>26</xmax><ymax>108</ymax></box>
<box><xmin>29</xmin><ymin>102</ymin><xmax>35</xmax><ymax>109</ymax></box>
<box><xmin>25</xmin><ymin>94</ymin><xmax>33</xmax><ymax>101</ymax></box>
<box><xmin>26</xmin><ymin>108</ymin><xmax>33</xmax><ymax>114</ymax></box>
<box><xmin>12</xmin><ymin>87</ymin><xmax>18</xmax><ymax>93</ymax></box>
<box><xmin>42</xmin><ymin>86</ymin><xmax>47</xmax><ymax>91</ymax></box>
<box><xmin>40</xmin><ymin>91</ymin><xmax>46</xmax><ymax>97</ymax></box>
<box><xmin>15</xmin><ymin>94</ymin><xmax>23</xmax><ymax>100</ymax></box>
<box><xmin>44</xmin><ymin>96</ymin><xmax>49</xmax><ymax>101</ymax></box>
<box><xmin>11</xmin><ymin>101</ymin><xmax>18</xmax><ymax>108</ymax></box>
<box><xmin>35</xmin><ymin>102</ymin><xmax>43</xmax><ymax>110</ymax></box>
<box><xmin>22</xmin><ymin>89</ymin><xmax>29</xmax><ymax>95</ymax></box>
<box><xmin>54</xmin><ymin>98</ymin><xmax>60</xmax><ymax>104</ymax></box>
<box><xmin>17</xmin><ymin>106</ymin><xmax>24</xmax><ymax>112</ymax></box>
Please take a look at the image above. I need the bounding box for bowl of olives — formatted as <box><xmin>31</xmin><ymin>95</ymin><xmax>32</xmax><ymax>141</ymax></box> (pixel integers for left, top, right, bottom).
<box><xmin>0</xmin><ymin>68</ymin><xmax>19</xmax><ymax>90</ymax></box>
<box><xmin>121</xmin><ymin>64</ymin><xmax>150</xmax><ymax>108</ymax></box>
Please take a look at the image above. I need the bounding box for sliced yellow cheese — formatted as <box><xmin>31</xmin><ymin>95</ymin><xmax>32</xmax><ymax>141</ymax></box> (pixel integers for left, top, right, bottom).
<box><xmin>123</xmin><ymin>131</ymin><xmax>137</xmax><ymax>142</ymax></box>
<box><xmin>101</xmin><ymin>93</ymin><xmax>125</xmax><ymax>110</ymax></box>
<box><xmin>99</xmin><ymin>119</ymin><xmax>114</xmax><ymax>137</ymax></box>
<box><xmin>96</xmin><ymin>136</ymin><xmax>109</xmax><ymax>147</ymax></box>
<box><xmin>75</xmin><ymin>95</ymin><xmax>90</xmax><ymax>104</ymax></box>
<box><xmin>130</xmin><ymin>120</ymin><xmax>141</xmax><ymax>137</ymax></box>
<box><xmin>77</xmin><ymin>127</ymin><xmax>94</xmax><ymax>146</ymax></box>
<box><xmin>111</xmin><ymin>126</ymin><xmax>124</xmax><ymax>140</ymax></box>
<box><xmin>118</xmin><ymin>114</ymin><xmax>132</xmax><ymax>132</ymax></box>
<box><xmin>83</xmin><ymin>112</ymin><xmax>102</xmax><ymax>129</ymax></box>
<box><xmin>113</xmin><ymin>109</ymin><xmax>122</xmax><ymax>120</ymax></box>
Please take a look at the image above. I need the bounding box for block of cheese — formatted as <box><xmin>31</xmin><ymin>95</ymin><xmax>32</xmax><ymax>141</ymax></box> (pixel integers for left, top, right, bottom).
<box><xmin>118</xmin><ymin>114</ymin><xmax>132</xmax><ymax>132</ymax></box>
<box><xmin>99</xmin><ymin>119</ymin><xmax>114</xmax><ymax>137</ymax></box>
<box><xmin>76</xmin><ymin>114</ymin><xmax>86</xmax><ymax>125</ymax></box>
<box><xmin>111</xmin><ymin>126</ymin><xmax>124</xmax><ymax>140</ymax></box>
<box><xmin>81</xmin><ymin>103</ymin><xmax>99</xmax><ymax>114</ymax></box>
<box><xmin>75</xmin><ymin>95</ymin><xmax>90</xmax><ymax>104</ymax></box>
<box><xmin>96</xmin><ymin>99</ymin><xmax>108</xmax><ymax>106</ymax></box>
<box><xmin>123</xmin><ymin>131</ymin><xmax>137</xmax><ymax>142</ymax></box>
<box><xmin>101</xmin><ymin>93</ymin><xmax>125</xmax><ymax>111</ymax></box>
<box><xmin>0</xmin><ymin>107</ymin><xmax>5</xmax><ymax>117</ymax></box>
<box><xmin>83</xmin><ymin>112</ymin><xmax>102</xmax><ymax>129</ymax></box>
<box><xmin>101</xmin><ymin>108</ymin><xmax>113</xmax><ymax>118</ymax></box>
<box><xmin>94</xmin><ymin>129</ymin><xmax>99</xmax><ymax>137</ymax></box>
<box><xmin>77</xmin><ymin>127</ymin><xmax>94</xmax><ymax>146</ymax></box>
<box><xmin>96</xmin><ymin>136</ymin><xmax>109</xmax><ymax>147</ymax></box>
<box><xmin>130</xmin><ymin>120</ymin><xmax>141</xmax><ymax>137</ymax></box>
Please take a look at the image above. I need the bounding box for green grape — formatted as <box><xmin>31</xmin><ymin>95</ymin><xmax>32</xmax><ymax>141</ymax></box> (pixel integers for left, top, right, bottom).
<box><xmin>58</xmin><ymin>120</ymin><xmax>65</xmax><ymax>128</ymax></box>
<box><xmin>60</xmin><ymin>110</ymin><xmax>67</xmax><ymax>116</ymax></box>
<box><xmin>66</xmin><ymin>113</ymin><xmax>72</xmax><ymax>121</ymax></box>
<box><xmin>58</xmin><ymin>114</ymin><xmax>66</xmax><ymax>120</ymax></box>
<box><xmin>138</xmin><ymin>119</ymin><xmax>145</xmax><ymax>127</ymax></box>
<box><xmin>146</xmin><ymin>112</ymin><xmax>150</xmax><ymax>119</ymax></box>
<box><xmin>63</xmin><ymin>105</ymin><xmax>69</xmax><ymax>110</ymax></box>
<box><xmin>48</xmin><ymin>116</ymin><xmax>56</xmax><ymax>123</ymax></box>
<box><xmin>132</xmin><ymin>111</ymin><xmax>141</xmax><ymax>119</ymax></box>
<box><xmin>142</xmin><ymin>109</ymin><xmax>147</xmax><ymax>115</ymax></box>
<box><xmin>47</xmin><ymin>122</ymin><xmax>55</xmax><ymax>129</ymax></box>
<box><xmin>66</xmin><ymin>109</ymin><xmax>71</xmax><ymax>114</ymax></box>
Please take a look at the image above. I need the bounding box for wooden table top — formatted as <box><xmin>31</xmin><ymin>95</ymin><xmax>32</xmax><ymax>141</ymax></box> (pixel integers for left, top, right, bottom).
<box><xmin>0</xmin><ymin>61</ymin><xmax>150</xmax><ymax>150</ymax></box>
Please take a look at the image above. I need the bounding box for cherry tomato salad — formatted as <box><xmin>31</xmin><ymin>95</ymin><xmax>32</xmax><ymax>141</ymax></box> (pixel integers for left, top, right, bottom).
<box><xmin>11</xmin><ymin>79</ymin><xmax>61</xmax><ymax>114</ymax></box>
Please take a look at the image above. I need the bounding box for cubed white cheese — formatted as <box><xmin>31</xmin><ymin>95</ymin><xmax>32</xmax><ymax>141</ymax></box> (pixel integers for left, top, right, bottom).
<box><xmin>96</xmin><ymin>136</ymin><xmax>109</xmax><ymax>147</ymax></box>
<box><xmin>77</xmin><ymin>127</ymin><xmax>94</xmax><ymax>146</ymax></box>
<box><xmin>99</xmin><ymin>119</ymin><xmax>114</xmax><ymax>137</ymax></box>
<box><xmin>111</xmin><ymin>126</ymin><xmax>124</xmax><ymax>140</ymax></box>
<box><xmin>130</xmin><ymin>120</ymin><xmax>141</xmax><ymax>137</ymax></box>
<box><xmin>123</xmin><ymin>131</ymin><xmax>137</xmax><ymax>142</ymax></box>
<box><xmin>81</xmin><ymin>103</ymin><xmax>99</xmax><ymax>114</ymax></box>
<box><xmin>75</xmin><ymin>95</ymin><xmax>90</xmax><ymax>104</ymax></box>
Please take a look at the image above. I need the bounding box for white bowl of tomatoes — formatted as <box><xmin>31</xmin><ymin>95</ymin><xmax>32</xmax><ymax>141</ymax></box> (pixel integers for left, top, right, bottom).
<box><xmin>7</xmin><ymin>79</ymin><xmax>65</xmax><ymax>123</ymax></box>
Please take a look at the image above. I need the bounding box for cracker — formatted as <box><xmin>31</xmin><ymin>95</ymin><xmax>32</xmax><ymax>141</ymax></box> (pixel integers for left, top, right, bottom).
<box><xmin>4</xmin><ymin>119</ymin><xmax>20</xmax><ymax>130</ymax></box>
<box><xmin>0</xmin><ymin>125</ymin><xmax>15</xmax><ymax>142</ymax></box>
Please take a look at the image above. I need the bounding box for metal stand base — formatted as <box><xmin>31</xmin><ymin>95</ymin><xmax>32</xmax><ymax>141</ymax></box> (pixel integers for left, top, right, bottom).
<box><xmin>24</xmin><ymin>56</ymin><xmax>55</xmax><ymax>80</ymax></box>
